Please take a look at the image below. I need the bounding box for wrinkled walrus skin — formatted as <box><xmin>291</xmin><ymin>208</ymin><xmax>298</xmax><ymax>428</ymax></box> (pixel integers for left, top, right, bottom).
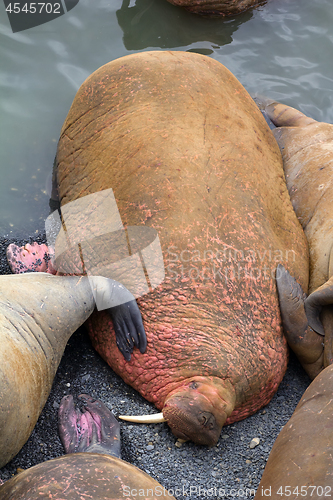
<box><xmin>0</xmin><ymin>273</ymin><xmax>100</xmax><ymax>468</ymax></box>
<box><xmin>254</xmin><ymin>364</ymin><xmax>333</xmax><ymax>499</ymax></box>
<box><xmin>53</xmin><ymin>51</ymin><xmax>309</xmax><ymax>446</ymax></box>
<box><xmin>0</xmin><ymin>454</ymin><xmax>176</xmax><ymax>500</ymax></box>
<box><xmin>257</xmin><ymin>99</ymin><xmax>333</xmax><ymax>379</ymax></box>
<box><xmin>165</xmin><ymin>0</ymin><xmax>267</xmax><ymax>17</ymax></box>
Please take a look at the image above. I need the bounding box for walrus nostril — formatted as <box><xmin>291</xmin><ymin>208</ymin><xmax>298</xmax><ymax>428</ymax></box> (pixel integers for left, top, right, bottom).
<box><xmin>199</xmin><ymin>412</ymin><xmax>215</xmax><ymax>429</ymax></box>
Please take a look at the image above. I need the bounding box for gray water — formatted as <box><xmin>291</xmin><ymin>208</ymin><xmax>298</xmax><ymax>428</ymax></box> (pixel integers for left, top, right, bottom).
<box><xmin>0</xmin><ymin>0</ymin><xmax>333</xmax><ymax>235</ymax></box>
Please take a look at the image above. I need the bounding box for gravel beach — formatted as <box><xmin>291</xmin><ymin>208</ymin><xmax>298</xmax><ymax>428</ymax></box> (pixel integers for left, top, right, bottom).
<box><xmin>0</xmin><ymin>233</ymin><xmax>311</xmax><ymax>499</ymax></box>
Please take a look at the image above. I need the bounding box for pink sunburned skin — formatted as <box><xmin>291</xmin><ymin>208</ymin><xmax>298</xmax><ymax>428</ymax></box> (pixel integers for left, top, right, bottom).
<box><xmin>80</xmin><ymin>409</ymin><xmax>102</xmax><ymax>446</ymax></box>
<box><xmin>6</xmin><ymin>242</ymin><xmax>56</xmax><ymax>274</ymax></box>
<box><xmin>58</xmin><ymin>394</ymin><xmax>122</xmax><ymax>457</ymax></box>
<box><xmin>59</xmin><ymin>395</ymin><xmax>102</xmax><ymax>453</ymax></box>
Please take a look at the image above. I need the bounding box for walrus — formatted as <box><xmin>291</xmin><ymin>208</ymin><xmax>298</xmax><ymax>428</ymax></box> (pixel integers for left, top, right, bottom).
<box><xmin>164</xmin><ymin>0</ymin><xmax>267</xmax><ymax>17</ymax></box>
<box><xmin>257</xmin><ymin>99</ymin><xmax>333</xmax><ymax>379</ymax></box>
<box><xmin>0</xmin><ymin>272</ymin><xmax>146</xmax><ymax>468</ymax></box>
<box><xmin>0</xmin><ymin>394</ymin><xmax>175</xmax><ymax>499</ymax></box>
<box><xmin>7</xmin><ymin>51</ymin><xmax>309</xmax><ymax>446</ymax></box>
<box><xmin>254</xmin><ymin>364</ymin><xmax>333</xmax><ymax>498</ymax></box>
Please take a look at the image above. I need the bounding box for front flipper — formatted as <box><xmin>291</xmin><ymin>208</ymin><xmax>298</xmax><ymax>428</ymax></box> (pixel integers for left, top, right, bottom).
<box><xmin>108</xmin><ymin>300</ymin><xmax>147</xmax><ymax>361</ymax></box>
<box><xmin>276</xmin><ymin>264</ymin><xmax>324</xmax><ymax>379</ymax></box>
<box><xmin>58</xmin><ymin>394</ymin><xmax>121</xmax><ymax>458</ymax></box>
<box><xmin>88</xmin><ymin>276</ymin><xmax>147</xmax><ymax>361</ymax></box>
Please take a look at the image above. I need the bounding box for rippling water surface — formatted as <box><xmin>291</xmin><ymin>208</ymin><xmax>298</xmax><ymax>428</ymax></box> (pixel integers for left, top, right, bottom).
<box><xmin>0</xmin><ymin>0</ymin><xmax>332</xmax><ymax>234</ymax></box>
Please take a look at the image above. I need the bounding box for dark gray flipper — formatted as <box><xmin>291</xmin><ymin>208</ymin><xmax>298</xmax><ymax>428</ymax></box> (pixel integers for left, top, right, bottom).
<box><xmin>108</xmin><ymin>300</ymin><xmax>147</xmax><ymax>361</ymax></box>
<box><xmin>59</xmin><ymin>394</ymin><xmax>121</xmax><ymax>458</ymax></box>
<box><xmin>49</xmin><ymin>156</ymin><xmax>61</xmax><ymax>213</ymax></box>
<box><xmin>276</xmin><ymin>264</ymin><xmax>324</xmax><ymax>378</ymax></box>
<box><xmin>304</xmin><ymin>276</ymin><xmax>333</xmax><ymax>335</ymax></box>
<box><xmin>276</xmin><ymin>264</ymin><xmax>308</xmax><ymax>341</ymax></box>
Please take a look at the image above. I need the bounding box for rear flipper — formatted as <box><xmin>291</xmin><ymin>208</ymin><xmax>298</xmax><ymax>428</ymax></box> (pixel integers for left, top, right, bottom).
<box><xmin>58</xmin><ymin>394</ymin><xmax>121</xmax><ymax>458</ymax></box>
<box><xmin>305</xmin><ymin>276</ymin><xmax>333</xmax><ymax>369</ymax></box>
<box><xmin>276</xmin><ymin>264</ymin><xmax>324</xmax><ymax>379</ymax></box>
<box><xmin>254</xmin><ymin>96</ymin><xmax>317</xmax><ymax>128</ymax></box>
<box><xmin>304</xmin><ymin>276</ymin><xmax>333</xmax><ymax>333</ymax></box>
<box><xmin>255</xmin><ymin>97</ymin><xmax>318</xmax><ymax>160</ymax></box>
<box><xmin>88</xmin><ymin>276</ymin><xmax>147</xmax><ymax>361</ymax></box>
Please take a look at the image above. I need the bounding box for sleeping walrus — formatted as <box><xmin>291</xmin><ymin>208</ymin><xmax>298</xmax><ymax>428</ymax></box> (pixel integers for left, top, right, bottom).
<box><xmin>6</xmin><ymin>51</ymin><xmax>309</xmax><ymax>446</ymax></box>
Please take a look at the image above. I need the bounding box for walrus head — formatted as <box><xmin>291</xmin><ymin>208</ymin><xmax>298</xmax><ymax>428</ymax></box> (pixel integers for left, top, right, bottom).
<box><xmin>162</xmin><ymin>376</ymin><xmax>236</xmax><ymax>446</ymax></box>
<box><xmin>120</xmin><ymin>376</ymin><xmax>235</xmax><ymax>446</ymax></box>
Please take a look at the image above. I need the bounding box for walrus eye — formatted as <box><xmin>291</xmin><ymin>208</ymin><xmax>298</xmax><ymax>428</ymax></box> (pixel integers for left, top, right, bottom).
<box><xmin>189</xmin><ymin>381</ymin><xmax>198</xmax><ymax>389</ymax></box>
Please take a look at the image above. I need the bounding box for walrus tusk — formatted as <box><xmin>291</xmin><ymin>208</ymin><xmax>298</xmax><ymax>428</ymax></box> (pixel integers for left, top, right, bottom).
<box><xmin>118</xmin><ymin>412</ymin><xmax>166</xmax><ymax>423</ymax></box>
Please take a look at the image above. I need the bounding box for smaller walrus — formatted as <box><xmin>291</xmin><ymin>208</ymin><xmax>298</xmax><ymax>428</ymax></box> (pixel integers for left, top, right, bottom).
<box><xmin>257</xmin><ymin>99</ymin><xmax>333</xmax><ymax>379</ymax></box>
<box><xmin>6</xmin><ymin>241</ymin><xmax>147</xmax><ymax>361</ymax></box>
<box><xmin>254</xmin><ymin>364</ymin><xmax>333</xmax><ymax>498</ymax></box>
<box><xmin>0</xmin><ymin>394</ymin><xmax>175</xmax><ymax>499</ymax></box>
<box><xmin>165</xmin><ymin>0</ymin><xmax>266</xmax><ymax>16</ymax></box>
<box><xmin>0</xmin><ymin>272</ymin><xmax>146</xmax><ymax>468</ymax></box>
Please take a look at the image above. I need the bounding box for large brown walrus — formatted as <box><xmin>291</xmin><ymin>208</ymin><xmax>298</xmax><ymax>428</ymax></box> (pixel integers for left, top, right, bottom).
<box><xmin>7</xmin><ymin>51</ymin><xmax>309</xmax><ymax>446</ymax></box>
<box><xmin>254</xmin><ymin>364</ymin><xmax>333</xmax><ymax>498</ymax></box>
<box><xmin>257</xmin><ymin>99</ymin><xmax>333</xmax><ymax>379</ymax></box>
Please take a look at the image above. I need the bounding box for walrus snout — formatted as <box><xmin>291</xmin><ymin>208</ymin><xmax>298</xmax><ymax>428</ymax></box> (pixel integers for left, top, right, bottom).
<box><xmin>162</xmin><ymin>377</ymin><xmax>236</xmax><ymax>446</ymax></box>
<box><xmin>162</xmin><ymin>395</ymin><xmax>223</xmax><ymax>446</ymax></box>
<box><xmin>198</xmin><ymin>412</ymin><xmax>216</xmax><ymax>429</ymax></box>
